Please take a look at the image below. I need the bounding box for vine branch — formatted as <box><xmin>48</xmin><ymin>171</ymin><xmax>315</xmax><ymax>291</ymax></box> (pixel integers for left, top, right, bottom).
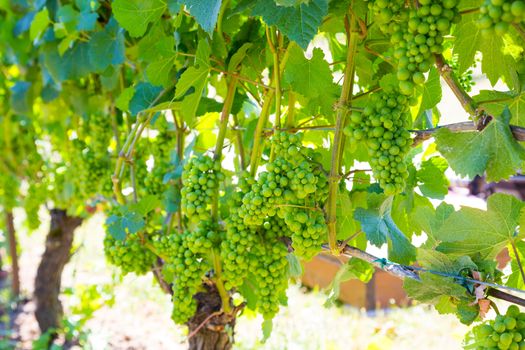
<box><xmin>326</xmin><ymin>13</ymin><xmax>358</xmax><ymax>254</ymax></box>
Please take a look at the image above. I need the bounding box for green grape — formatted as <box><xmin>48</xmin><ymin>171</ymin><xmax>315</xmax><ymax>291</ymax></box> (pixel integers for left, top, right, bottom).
<box><xmin>89</xmin><ymin>113</ymin><xmax>112</xmax><ymax>156</ymax></box>
<box><xmin>283</xmin><ymin>209</ymin><xmax>326</xmax><ymax>260</ymax></box>
<box><xmin>250</xmin><ymin>237</ymin><xmax>289</xmax><ymax>319</ymax></box>
<box><xmin>24</xmin><ymin>181</ymin><xmax>47</xmax><ymax>230</ymax></box>
<box><xmin>221</xmin><ymin>211</ymin><xmax>257</xmax><ymax>290</ymax></box>
<box><xmin>71</xmin><ymin>139</ymin><xmax>113</xmax><ymax>198</ymax></box>
<box><xmin>344</xmin><ymin>86</ymin><xmax>411</xmax><ymax>195</ymax></box>
<box><xmin>167</xmin><ymin>231</ymin><xmax>210</xmax><ymax>324</ymax></box>
<box><xmin>181</xmin><ymin>155</ymin><xmax>224</xmax><ymax>221</ymax></box>
<box><xmin>238</xmin><ymin>132</ymin><xmax>328</xmax><ymax>259</ymax></box>
<box><xmin>450</xmin><ymin>55</ymin><xmax>475</xmax><ymax>92</ymax></box>
<box><xmin>369</xmin><ymin>0</ymin><xmax>406</xmax><ymax>33</ymax></box>
<box><xmin>387</xmin><ymin>0</ymin><xmax>460</xmax><ymax>91</ymax></box>
<box><xmin>103</xmin><ymin>232</ymin><xmax>157</xmax><ymax>275</ymax></box>
<box><xmin>478</xmin><ymin>0</ymin><xmax>525</xmax><ymax>36</ymax></box>
<box><xmin>0</xmin><ymin>173</ymin><xmax>19</xmax><ymax>210</ymax></box>
<box><xmin>467</xmin><ymin>308</ymin><xmax>525</xmax><ymax>350</ymax></box>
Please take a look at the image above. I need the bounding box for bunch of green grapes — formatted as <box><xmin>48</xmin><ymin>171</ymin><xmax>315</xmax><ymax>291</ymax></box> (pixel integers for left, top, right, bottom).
<box><xmin>144</xmin><ymin>162</ymin><xmax>170</xmax><ymax>196</ymax></box>
<box><xmin>250</xmin><ymin>237</ymin><xmax>289</xmax><ymax>320</ymax></box>
<box><xmin>181</xmin><ymin>155</ymin><xmax>224</xmax><ymax>221</ymax></box>
<box><xmin>88</xmin><ymin>113</ymin><xmax>112</xmax><ymax>156</ymax></box>
<box><xmin>468</xmin><ymin>305</ymin><xmax>525</xmax><ymax>349</ymax></box>
<box><xmin>344</xmin><ymin>87</ymin><xmax>411</xmax><ymax>195</ymax></box>
<box><xmin>283</xmin><ymin>209</ymin><xmax>326</xmax><ymax>260</ymax></box>
<box><xmin>239</xmin><ymin>158</ymin><xmax>291</xmax><ymax>226</ymax></box>
<box><xmin>168</xmin><ymin>231</ymin><xmax>210</xmax><ymax>324</ymax></box>
<box><xmin>103</xmin><ymin>233</ymin><xmax>157</xmax><ymax>275</ymax></box>
<box><xmin>390</xmin><ymin>0</ymin><xmax>460</xmax><ymax>94</ymax></box>
<box><xmin>221</xmin><ymin>211</ymin><xmax>257</xmax><ymax>290</ymax></box>
<box><xmin>72</xmin><ymin>139</ymin><xmax>113</xmax><ymax>198</ymax></box>
<box><xmin>186</xmin><ymin>221</ymin><xmax>222</xmax><ymax>255</ymax></box>
<box><xmin>0</xmin><ymin>173</ymin><xmax>19</xmax><ymax>210</ymax></box>
<box><xmin>24</xmin><ymin>182</ymin><xmax>47</xmax><ymax>231</ymax></box>
<box><xmin>478</xmin><ymin>0</ymin><xmax>525</xmax><ymax>35</ymax></box>
<box><xmin>369</xmin><ymin>0</ymin><xmax>406</xmax><ymax>32</ymax></box>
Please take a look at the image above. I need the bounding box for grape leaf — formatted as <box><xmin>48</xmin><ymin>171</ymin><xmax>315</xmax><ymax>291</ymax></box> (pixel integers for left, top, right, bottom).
<box><xmin>129</xmin><ymin>83</ymin><xmax>163</xmax><ymax>116</ymax></box>
<box><xmin>283</xmin><ymin>46</ymin><xmax>339</xmax><ymax>115</ymax></box>
<box><xmin>179</xmin><ymin>0</ymin><xmax>222</xmax><ymax>35</ymax></box>
<box><xmin>416</xmin><ymin>156</ymin><xmax>449</xmax><ymax>199</ymax></box>
<box><xmin>112</xmin><ymin>0</ymin><xmax>167</xmax><ymax>37</ymax></box>
<box><xmin>412</xmin><ymin>202</ymin><xmax>455</xmax><ymax>248</ymax></box>
<box><xmin>175</xmin><ymin>40</ymin><xmax>211</xmax><ymax>123</ymax></box>
<box><xmin>453</xmin><ymin>13</ymin><xmax>516</xmax><ymax>87</ymax></box>
<box><xmin>436</xmin><ymin>193</ymin><xmax>525</xmax><ymax>259</ymax></box>
<box><xmin>88</xmin><ymin>18</ymin><xmax>125</xmax><ymax>72</ymax></box>
<box><xmin>106</xmin><ymin>212</ymin><xmax>144</xmax><ymax>240</ymax></box>
<box><xmin>354</xmin><ymin>193</ymin><xmax>416</xmax><ymax>264</ymax></box>
<box><xmin>251</xmin><ymin>0</ymin><xmax>328</xmax><ymax>49</ymax></box>
<box><xmin>506</xmin><ymin>240</ymin><xmax>525</xmax><ymax>290</ymax></box>
<box><xmin>324</xmin><ymin>258</ymin><xmax>374</xmax><ymax>306</ymax></box>
<box><xmin>415</xmin><ymin>67</ymin><xmax>442</xmax><ymax>119</ymax></box>
<box><xmin>474</xmin><ymin>90</ymin><xmax>525</xmax><ymax>127</ymax></box>
<box><xmin>435</xmin><ymin>109</ymin><xmax>525</xmax><ymax>182</ymax></box>
<box><xmin>286</xmin><ymin>253</ymin><xmax>302</xmax><ymax>277</ymax></box>
<box><xmin>116</xmin><ymin>87</ymin><xmax>135</xmax><ymax>111</ymax></box>
<box><xmin>145</xmin><ymin>36</ymin><xmax>177</xmax><ymax>87</ymax></box>
<box><xmin>30</xmin><ymin>7</ymin><xmax>49</xmax><ymax>40</ymax></box>
<box><xmin>43</xmin><ymin>42</ymin><xmax>95</xmax><ymax>81</ymax></box>
<box><xmin>404</xmin><ymin>273</ymin><xmax>467</xmax><ymax>304</ymax></box>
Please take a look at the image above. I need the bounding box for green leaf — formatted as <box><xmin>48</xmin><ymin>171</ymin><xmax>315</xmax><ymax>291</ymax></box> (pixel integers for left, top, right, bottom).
<box><xmin>10</xmin><ymin>81</ymin><xmax>32</xmax><ymax>116</ymax></box>
<box><xmin>416</xmin><ymin>67</ymin><xmax>441</xmax><ymax>119</ymax></box>
<box><xmin>506</xmin><ymin>240</ymin><xmax>525</xmax><ymax>289</ymax></box>
<box><xmin>176</xmin><ymin>40</ymin><xmax>211</xmax><ymax>123</ymax></box>
<box><xmin>325</xmin><ymin>258</ymin><xmax>374</xmax><ymax>306</ymax></box>
<box><xmin>283</xmin><ymin>46</ymin><xmax>338</xmax><ymax>115</ymax></box>
<box><xmin>129</xmin><ymin>195</ymin><xmax>160</xmax><ymax>216</ymax></box>
<box><xmin>129</xmin><ymin>83</ymin><xmax>163</xmax><ymax>116</ymax></box>
<box><xmin>286</xmin><ymin>253</ymin><xmax>303</xmax><ymax>278</ymax></box>
<box><xmin>116</xmin><ymin>87</ymin><xmax>135</xmax><ymax>111</ymax></box>
<box><xmin>227</xmin><ymin>43</ymin><xmax>252</xmax><ymax>72</ymax></box>
<box><xmin>436</xmin><ymin>193</ymin><xmax>525</xmax><ymax>259</ymax></box>
<box><xmin>106</xmin><ymin>212</ymin><xmax>144</xmax><ymax>240</ymax></box>
<box><xmin>416</xmin><ymin>156</ymin><xmax>449</xmax><ymax>199</ymax></box>
<box><xmin>180</xmin><ymin>0</ymin><xmax>222</xmax><ymax>35</ymax></box>
<box><xmin>354</xmin><ymin>194</ymin><xmax>416</xmax><ymax>264</ymax></box>
<box><xmin>457</xmin><ymin>300</ymin><xmax>479</xmax><ymax>325</ymax></box>
<box><xmin>251</xmin><ymin>0</ymin><xmax>328</xmax><ymax>49</ymax></box>
<box><xmin>453</xmin><ymin>13</ymin><xmax>515</xmax><ymax>87</ymax></box>
<box><xmin>145</xmin><ymin>36</ymin><xmax>177</xmax><ymax>87</ymax></box>
<box><xmin>435</xmin><ymin>109</ymin><xmax>525</xmax><ymax>182</ymax></box>
<box><xmin>113</xmin><ymin>0</ymin><xmax>167</xmax><ymax>37</ymax></box>
<box><xmin>412</xmin><ymin>202</ymin><xmax>455</xmax><ymax>248</ymax></box>
<box><xmin>88</xmin><ymin>18</ymin><xmax>125</xmax><ymax>72</ymax></box>
<box><xmin>403</xmin><ymin>272</ymin><xmax>467</xmax><ymax>304</ymax></box>
<box><xmin>261</xmin><ymin>318</ymin><xmax>273</xmax><ymax>341</ymax></box>
<box><xmin>30</xmin><ymin>8</ymin><xmax>49</xmax><ymax>40</ymax></box>
<box><xmin>474</xmin><ymin>90</ymin><xmax>525</xmax><ymax>127</ymax></box>
<box><xmin>43</xmin><ymin>42</ymin><xmax>95</xmax><ymax>81</ymax></box>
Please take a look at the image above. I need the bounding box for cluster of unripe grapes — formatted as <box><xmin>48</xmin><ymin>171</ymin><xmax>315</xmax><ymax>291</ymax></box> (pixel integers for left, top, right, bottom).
<box><xmin>72</xmin><ymin>139</ymin><xmax>113</xmax><ymax>198</ymax></box>
<box><xmin>103</xmin><ymin>233</ymin><xmax>157</xmax><ymax>275</ymax></box>
<box><xmin>478</xmin><ymin>0</ymin><xmax>525</xmax><ymax>35</ymax></box>
<box><xmin>344</xmin><ymin>87</ymin><xmax>412</xmax><ymax>195</ymax></box>
<box><xmin>181</xmin><ymin>155</ymin><xmax>224</xmax><ymax>221</ymax></box>
<box><xmin>378</xmin><ymin>0</ymin><xmax>460</xmax><ymax>94</ymax></box>
<box><xmin>470</xmin><ymin>305</ymin><xmax>525</xmax><ymax>349</ymax></box>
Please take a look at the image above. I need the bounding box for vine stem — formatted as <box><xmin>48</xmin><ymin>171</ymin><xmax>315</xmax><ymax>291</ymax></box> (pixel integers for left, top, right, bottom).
<box><xmin>324</xmin><ymin>244</ymin><xmax>525</xmax><ymax>307</ymax></box>
<box><xmin>211</xmin><ymin>77</ymin><xmax>237</xmax><ymax>220</ymax></box>
<box><xmin>211</xmin><ymin>248</ymin><xmax>231</xmax><ymax>313</ymax></box>
<box><xmin>249</xmin><ymin>90</ymin><xmax>275</xmax><ymax>176</ymax></box>
<box><xmin>326</xmin><ymin>14</ymin><xmax>358</xmax><ymax>254</ymax></box>
<box><xmin>434</xmin><ymin>54</ymin><xmax>478</xmax><ymax>118</ymax></box>
<box><xmin>511</xmin><ymin>239</ymin><xmax>525</xmax><ymax>285</ymax></box>
<box><xmin>411</xmin><ymin>121</ymin><xmax>525</xmax><ymax>145</ymax></box>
